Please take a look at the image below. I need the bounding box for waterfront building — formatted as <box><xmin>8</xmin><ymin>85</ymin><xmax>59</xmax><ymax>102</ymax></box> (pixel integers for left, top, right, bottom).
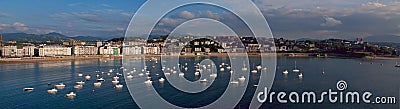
<box><xmin>1</xmin><ymin>46</ymin><xmax>35</xmax><ymax>57</ymax></box>
<box><xmin>123</xmin><ymin>46</ymin><xmax>145</xmax><ymax>55</ymax></box>
<box><xmin>99</xmin><ymin>46</ymin><xmax>120</xmax><ymax>55</ymax></box>
<box><xmin>73</xmin><ymin>46</ymin><xmax>98</xmax><ymax>55</ymax></box>
<box><xmin>38</xmin><ymin>46</ymin><xmax>72</xmax><ymax>57</ymax></box>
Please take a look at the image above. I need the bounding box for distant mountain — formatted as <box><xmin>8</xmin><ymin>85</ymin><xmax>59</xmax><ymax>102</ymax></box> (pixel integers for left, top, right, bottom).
<box><xmin>71</xmin><ymin>36</ymin><xmax>105</xmax><ymax>41</ymax></box>
<box><xmin>296</xmin><ymin>38</ymin><xmax>320</xmax><ymax>41</ymax></box>
<box><xmin>363</xmin><ymin>35</ymin><xmax>400</xmax><ymax>43</ymax></box>
<box><xmin>1</xmin><ymin>32</ymin><xmax>106</xmax><ymax>42</ymax></box>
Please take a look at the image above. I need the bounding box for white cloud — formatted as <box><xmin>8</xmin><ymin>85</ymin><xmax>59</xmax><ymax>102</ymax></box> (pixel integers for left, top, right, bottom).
<box><xmin>12</xmin><ymin>22</ymin><xmax>29</xmax><ymax>31</ymax></box>
<box><xmin>178</xmin><ymin>11</ymin><xmax>195</xmax><ymax>19</ymax></box>
<box><xmin>320</xmin><ymin>16</ymin><xmax>342</xmax><ymax>26</ymax></box>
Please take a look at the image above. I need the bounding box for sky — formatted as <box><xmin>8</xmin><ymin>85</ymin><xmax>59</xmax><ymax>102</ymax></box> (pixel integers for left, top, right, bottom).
<box><xmin>0</xmin><ymin>0</ymin><xmax>399</xmax><ymax>39</ymax></box>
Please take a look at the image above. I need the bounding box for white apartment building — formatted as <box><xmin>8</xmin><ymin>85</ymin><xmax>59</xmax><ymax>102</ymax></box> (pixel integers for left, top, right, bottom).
<box><xmin>1</xmin><ymin>46</ymin><xmax>35</xmax><ymax>57</ymax></box>
<box><xmin>38</xmin><ymin>46</ymin><xmax>72</xmax><ymax>57</ymax></box>
<box><xmin>73</xmin><ymin>46</ymin><xmax>98</xmax><ymax>55</ymax></box>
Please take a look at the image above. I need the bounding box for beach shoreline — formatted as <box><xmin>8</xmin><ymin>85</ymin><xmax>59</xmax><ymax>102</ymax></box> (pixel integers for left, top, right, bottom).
<box><xmin>1</xmin><ymin>53</ymin><xmax>399</xmax><ymax>64</ymax></box>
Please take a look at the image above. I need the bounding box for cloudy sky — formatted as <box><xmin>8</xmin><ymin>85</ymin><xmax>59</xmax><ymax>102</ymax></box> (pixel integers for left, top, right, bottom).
<box><xmin>0</xmin><ymin>0</ymin><xmax>399</xmax><ymax>39</ymax></box>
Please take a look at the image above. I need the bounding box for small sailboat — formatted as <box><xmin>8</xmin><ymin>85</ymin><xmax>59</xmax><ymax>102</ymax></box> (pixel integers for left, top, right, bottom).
<box><xmin>94</xmin><ymin>82</ymin><xmax>102</xmax><ymax>87</ymax></box>
<box><xmin>65</xmin><ymin>92</ymin><xmax>76</xmax><ymax>98</ymax></box>
<box><xmin>230</xmin><ymin>80</ymin><xmax>239</xmax><ymax>84</ymax></box>
<box><xmin>23</xmin><ymin>87</ymin><xmax>34</xmax><ymax>92</ymax></box>
<box><xmin>179</xmin><ymin>73</ymin><xmax>185</xmax><ymax>78</ymax></box>
<box><xmin>55</xmin><ymin>83</ymin><xmax>66</xmax><ymax>90</ymax></box>
<box><xmin>144</xmin><ymin>80</ymin><xmax>152</xmax><ymax>85</ymax></box>
<box><xmin>85</xmin><ymin>75</ymin><xmax>91</xmax><ymax>80</ymax></box>
<box><xmin>127</xmin><ymin>75</ymin><xmax>134</xmax><ymax>79</ymax></box>
<box><xmin>199</xmin><ymin>79</ymin><xmax>207</xmax><ymax>83</ymax></box>
<box><xmin>112</xmin><ymin>80</ymin><xmax>120</xmax><ymax>84</ymax></box>
<box><xmin>76</xmin><ymin>81</ymin><xmax>85</xmax><ymax>85</ymax></box>
<box><xmin>159</xmin><ymin>78</ymin><xmax>165</xmax><ymax>83</ymax></box>
<box><xmin>293</xmin><ymin>61</ymin><xmax>300</xmax><ymax>73</ymax></box>
<box><xmin>210</xmin><ymin>73</ymin><xmax>217</xmax><ymax>78</ymax></box>
<box><xmin>195</xmin><ymin>71</ymin><xmax>200</xmax><ymax>76</ymax></box>
<box><xmin>251</xmin><ymin>70</ymin><xmax>257</xmax><ymax>73</ymax></box>
<box><xmin>74</xmin><ymin>85</ymin><xmax>83</xmax><ymax>89</ymax></box>
<box><xmin>97</xmin><ymin>78</ymin><xmax>105</xmax><ymax>82</ymax></box>
<box><xmin>256</xmin><ymin>65</ymin><xmax>262</xmax><ymax>70</ymax></box>
<box><xmin>220</xmin><ymin>68</ymin><xmax>225</xmax><ymax>72</ymax></box>
<box><xmin>115</xmin><ymin>84</ymin><xmax>123</xmax><ymax>89</ymax></box>
<box><xmin>242</xmin><ymin>62</ymin><xmax>248</xmax><ymax>71</ymax></box>
<box><xmin>238</xmin><ymin>76</ymin><xmax>246</xmax><ymax>81</ymax></box>
<box><xmin>113</xmin><ymin>76</ymin><xmax>119</xmax><ymax>80</ymax></box>
<box><xmin>282</xmin><ymin>70</ymin><xmax>289</xmax><ymax>74</ymax></box>
<box><xmin>298</xmin><ymin>73</ymin><xmax>303</xmax><ymax>78</ymax></box>
<box><xmin>47</xmin><ymin>88</ymin><xmax>58</xmax><ymax>94</ymax></box>
<box><xmin>77</xmin><ymin>73</ymin><xmax>83</xmax><ymax>77</ymax></box>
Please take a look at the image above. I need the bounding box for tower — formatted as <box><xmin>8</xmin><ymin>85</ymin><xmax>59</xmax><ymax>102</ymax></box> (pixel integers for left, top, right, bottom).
<box><xmin>0</xmin><ymin>33</ymin><xmax>3</xmax><ymax>47</ymax></box>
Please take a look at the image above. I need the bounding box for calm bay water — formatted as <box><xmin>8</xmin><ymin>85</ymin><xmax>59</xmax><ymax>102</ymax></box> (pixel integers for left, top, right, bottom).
<box><xmin>0</xmin><ymin>57</ymin><xmax>399</xmax><ymax>109</ymax></box>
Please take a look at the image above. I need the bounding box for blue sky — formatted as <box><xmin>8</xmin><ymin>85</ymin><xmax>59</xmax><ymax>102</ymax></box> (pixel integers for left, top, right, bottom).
<box><xmin>0</xmin><ymin>0</ymin><xmax>399</xmax><ymax>39</ymax></box>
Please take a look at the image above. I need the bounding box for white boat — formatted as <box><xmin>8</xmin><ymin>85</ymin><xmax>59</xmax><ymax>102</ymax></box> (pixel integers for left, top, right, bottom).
<box><xmin>94</xmin><ymin>82</ymin><xmax>102</xmax><ymax>87</ymax></box>
<box><xmin>179</xmin><ymin>73</ymin><xmax>185</xmax><ymax>77</ymax></box>
<box><xmin>109</xmin><ymin>69</ymin><xmax>113</xmax><ymax>73</ymax></box>
<box><xmin>256</xmin><ymin>65</ymin><xmax>262</xmax><ymax>70</ymax></box>
<box><xmin>159</xmin><ymin>78</ymin><xmax>165</xmax><ymax>83</ymax></box>
<box><xmin>97</xmin><ymin>78</ymin><xmax>105</xmax><ymax>82</ymax></box>
<box><xmin>293</xmin><ymin>61</ymin><xmax>300</xmax><ymax>73</ymax></box>
<box><xmin>113</xmin><ymin>76</ymin><xmax>119</xmax><ymax>80</ymax></box>
<box><xmin>194</xmin><ymin>71</ymin><xmax>200</xmax><ymax>76</ymax></box>
<box><xmin>283</xmin><ymin>70</ymin><xmax>289</xmax><ymax>74</ymax></box>
<box><xmin>74</xmin><ymin>85</ymin><xmax>83</xmax><ymax>89</ymax></box>
<box><xmin>23</xmin><ymin>87</ymin><xmax>34</xmax><ymax>92</ymax></box>
<box><xmin>144</xmin><ymin>80</ymin><xmax>152</xmax><ymax>85</ymax></box>
<box><xmin>251</xmin><ymin>70</ymin><xmax>257</xmax><ymax>73</ymax></box>
<box><xmin>65</xmin><ymin>92</ymin><xmax>76</xmax><ymax>97</ymax></box>
<box><xmin>210</xmin><ymin>73</ymin><xmax>217</xmax><ymax>78</ymax></box>
<box><xmin>220</xmin><ymin>68</ymin><xmax>225</xmax><ymax>72</ymax></box>
<box><xmin>242</xmin><ymin>62</ymin><xmax>248</xmax><ymax>71</ymax></box>
<box><xmin>298</xmin><ymin>73</ymin><xmax>303</xmax><ymax>78</ymax></box>
<box><xmin>76</xmin><ymin>81</ymin><xmax>85</xmax><ymax>85</ymax></box>
<box><xmin>115</xmin><ymin>84</ymin><xmax>123</xmax><ymax>89</ymax></box>
<box><xmin>127</xmin><ymin>75</ymin><xmax>134</xmax><ymax>79</ymax></box>
<box><xmin>230</xmin><ymin>81</ymin><xmax>239</xmax><ymax>84</ymax></box>
<box><xmin>199</xmin><ymin>79</ymin><xmax>207</xmax><ymax>83</ymax></box>
<box><xmin>85</xmin><ymin>75</ymin><xmax>91</xmax><ymax>80</ymax></box>
<box><xmin>112</xmin><ymin>80</ymin><xmax>120</xmax><ymax>84</ymax></box>
<box><xmin>238</xmin><ymin>76</ymin><xmax>246</xmax><ymax>81</ymax></box>
<box><xmin>96</xmin><ymin>74</ymin><xmax>100</xmax><ymax>78</ymax></box>
<box><xmin>226</xmin><ymin>66</ymin><xmax>231</xmax><ymax>70</ymax></box>
<box><xmin>55</xmin><ymin>83</ymin><xmax>66</xmax><ymax>90</ymax></box>
<box><xmin>47</xmin><ymin>88</ymin><xmax>58</xmax><ymax>94</ymax></box>
<box><xmin>138</xmin><ymin>73</ymin><xmax>144</xmax><ymax>76</ymax></box>
<box><xmin>395</xmin><ymin>61</ymin><xmax>400</xmax><ymax>67</ymax></box>
<box><xmin>77</xmin><ymin>73</ymin><xmax>83</xmax><ymax>77</ymax></box>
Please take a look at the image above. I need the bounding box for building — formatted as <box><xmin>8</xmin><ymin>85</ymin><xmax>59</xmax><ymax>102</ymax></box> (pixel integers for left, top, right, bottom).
<box><xmin>0</xmin><ymin>46</ymin><xmax>35</xmax><ymax>57</ymax></box>
<box><xmin>38</xmin><ymin>46</ymin><xmax>72</xmax><ymax>57</ymax></box>
<box><xmin>99</xmin><ymin>46</ymin><xmax>120</xmax><ymax>55</ymax></box>
<box><xmin>1</xmin><ymin>46</ymin><xmax>17</xmax><ymax>57</ymax></box>
<box><xmin>0</xmin><ymin>33</ymin><xmax>3</xmax><ymax>47</ymax></box>
<box><xmin>123</xmin><ymin>46</ymin><xmax>145</xmax><ymax>55</ymax></box>
<box><xmin>73</xmin><ymin>46</ymin><xmax>98</xmax><ymax>55</ymax></box>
